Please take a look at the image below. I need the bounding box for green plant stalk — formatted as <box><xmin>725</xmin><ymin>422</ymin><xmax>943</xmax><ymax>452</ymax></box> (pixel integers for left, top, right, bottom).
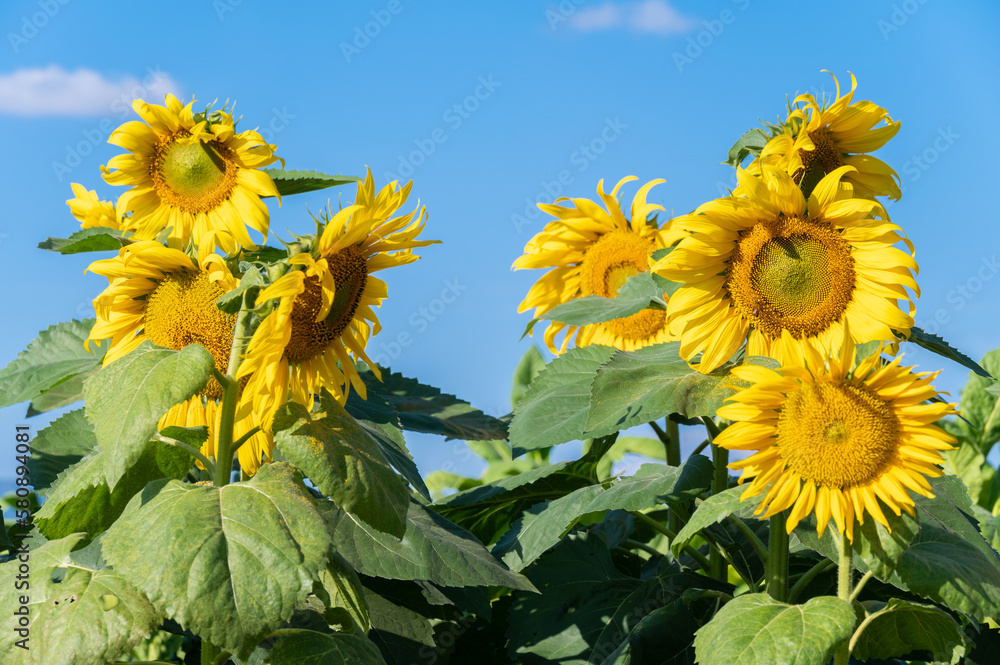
<box><xmin>833</xmin><ymin>531</ymin><xmax>854</xmax><ymax>665</ymax></box>
<box><xmin>628</xmin><ymin>510</ymin><xmax>712</xmax><ymax>571</ymax></box>
<box><xmin>787</xmin><ymin>559</ymin><xmax>833</xmax><ymax>604</ymax></box>
<box><xmin>766</xmin><ymin>513</ymin><xmax>789</xmax><ymax>602</ymax></box>
<box><xmin>704</xmin><ymin>417</ymin><xmax>729</xmax><ymax>581</ymax></box>
<box><xmin>212</xmin><ymin>297</ymin><xmax>255</xmax><ymax>489</ymax></box>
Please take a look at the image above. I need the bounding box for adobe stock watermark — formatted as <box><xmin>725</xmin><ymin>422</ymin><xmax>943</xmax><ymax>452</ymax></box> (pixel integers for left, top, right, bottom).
<box><xmin>213</xmin><ymin>0</ymin><xmax>244</xmax><ymax>21</ymax></box>
<box><xmin>544</xmin><ymin>0</ymin><xmax>586</xmax><ymax>30</ymax></box>
<box><xmin>8</xmin><ymin>0</ymin><xmax>71</xmax><ymax>53</ymax></box>
<box><xmin>340</xmin><ymin>0</ymin><xmax>411</xmax><ymax>63</ymax></box>
<box><xmin>369</xmin><ymin>277</ymin><xmax>468</xmax><ymax>367</ymax></box>
<box><xmin>672</xmin><ymin>0</ymin><xmax>751</xmax><ymax>73</ymax></box>
<box><xmin>382</xmin><ymin>75</ymin><xmax>501</xmax><ymax>182</ymax></box>
<box><xmin>510</xmin><ymin>116</ymin><xmax>628</xmax><ymax>234</ymax></box>
<box><xmin>898</xmin><ymin>126</ymin><xmax>959</xmax><ymax>194</ymax></box>
<box><xmin>50</xmin><ymin>66</ymin><xmax>175</xmax><ymax>182</ymax></box>
<box><xmin>877</xmin><ymin>0</ymin><xmax>929</xmax><ymax>41</ymax></box>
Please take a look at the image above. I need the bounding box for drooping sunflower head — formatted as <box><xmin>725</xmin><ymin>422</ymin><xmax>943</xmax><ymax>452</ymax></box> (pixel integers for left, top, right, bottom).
<box><xmin>654</xmin><ymin>164</ymin><xmax>918</xmax><ymax>373</ymax></box>
<box><xmin>86</xmin><ymin>240</ymin><xmax>239</xmax><ymax>399</ymax></box>
<box><xmin>102</xmin><ymin>94</ymin><xmax>281</xmax><ymax>255</ymax></box>
<box><xmin>745</xmin><ymin>72</ymin><xmax>901</xmax><ymax>201</ymax></box>
<box><xmin>513</xmin><ymin>177</ymin><xmax>682</xmax><ymax>353</ymax></box>
<box><xmin>160</xmin><ymin>396</ymin><xmax>274</xmax><ymax>477</ymax></box>
<box><xmin>236</xmin><ymin>169</ymin><xmax>437</xmax><ymax>430</ymax></box>
<box><xmin>67</xmin><ymin>183</ymin><xmax>122</xmax><ymax>230</ymax></box>
<box><xmin>716</xmin><ymin>327</ymin><xmax>957</xmax><ymax>541</ymax></box>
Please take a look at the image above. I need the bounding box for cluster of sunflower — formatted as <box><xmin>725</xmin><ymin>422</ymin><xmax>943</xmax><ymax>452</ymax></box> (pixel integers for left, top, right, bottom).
<box><xmin>70</xmin><ymin>94</ymin><xmax>435</xmax><ymax>477</ymax></box>
<box><xmin>514</xmin><ymin>73</ymin><xmax>957</xmax><ymax>543</ymax></box>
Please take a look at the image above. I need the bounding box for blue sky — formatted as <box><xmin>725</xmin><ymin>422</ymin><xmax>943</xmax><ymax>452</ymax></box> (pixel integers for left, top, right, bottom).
<box><xmin>1</xmin><ymin>0</ymin><xmax>999</xmax><ymax>488</ymax></box>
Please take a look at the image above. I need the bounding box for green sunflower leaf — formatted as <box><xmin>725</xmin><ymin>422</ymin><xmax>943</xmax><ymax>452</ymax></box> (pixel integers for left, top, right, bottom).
<box><xmin>584</xmin><ymin>342</ymin><xmax>734</xmax><ymax>437</ymax></box>
<box><xmin>84</xmin><ymin>341</ymin><xmax>213</xmax><ymax>490</ymax></box>
<box><xmin>906</xmin><ymin>327</ymin><xmax>992</xmax><ymax>379</ymax></box>
<box><xmin>27</xmin><ymin>409</ymin><xmax>97</xmax><ymax>495</ymax></box>
<box><xmin>494</xmin><ymin>457</ymin><xmax>713</xmax><ymax>571</ymax></box>
<box><xmin>364</xmin><ymin>587</ymin><xmax>436</xmax><ymax>662</ymax></box>
<box><xmin>273</xmin><ymin>394</ymin><xmax>409</xmax><ymax>538</ymax></box>
<box><xmin>851</xmin><ymin>598</ymin><xmax>970</xmax><ymax>664</ymax></box>
<box><xmin>724</xmin><ymin>127</ymin><xmax>771</xmax><ymax>168</ymax></box>
<box><xmin>540</xmin><ymin>272</ymin><xmax>666</xmax><ymax>326</ymax></box>
<box><xmin>433</xmin><ymin>459</ymin><xmax>598</xmax><ymax>545</ymax></box>
<box><xmin>215</xmin><ymin>265</ymin><xmax>263</xmax><ymax>314</ymax></box>
<box><xmin>26</xmin><ymin>364</ymin><xmax>101</xmax><ymax>416</ymax></box>
<box><xmin>321</xmin><ymin>499</ymin><xmax>534</xmax><ymax>591</ymax></box>
<box><xmin>671</xmin><ymin>486</ymin><xmax>764</xmax><ymax>557</ymax></box>
<box><xmin>34</xmin><ymin>439</ymin><xmax>192</xmax><ymax>542</ymax></box>
<box><xmin>509</xmin><ymin>345</ymin><xmax>617</xmax><ymax>457</ymax></box>
<box><xmin>263</xmin><ymin>169</ymin><xmax>360</xmax><ymax>197</ymax></box>
<box><xmin>955</xmin><ymin>347</ymin><xmax>1000</xmax><ymax>452</ymax></box>
<box><xmin>265</xmin><ymin>629</ymin><xmax>386</xmax><ymax>665</ymax></box>
<box><xmin>319</xmin><ymin>553</ymin><xmax>371</xmax><ymax>633</ymax></box>
<box><xmin>102</xmin><ymin>463</ymin><xmax>331</xmax><ymax>660</ymax></box>
<box><xmin>0</xmin><ymin>319</ymin><xmax>109</xmax><ymax>409</ymax></box>
<box><xmin>507</xmin><ymin>535</ymin><xmax>731</xmax><ymax>665</ymax></box>
<box><xmin>37</xmin><ymin>227</ymin><xmax>130</xmax><ymax>254</ymax></box>
<box><xmin>693</xmin><ymin>594</ymin><xmax>855</xmax><ymax>665</ymax></box>
<box><xmin>511</xmin><ymin>344</ymin><xmax>546</xmax><ymax>409</ymax></box>
<box><xmin>0</xmin><ymin>533</ymin><xmax>161</xmax><ymax>665</ymax></box>
<box><xmin>359</xmin><ymin>368</ymin><xmax>508</xmax><ymax>441</ymax></box>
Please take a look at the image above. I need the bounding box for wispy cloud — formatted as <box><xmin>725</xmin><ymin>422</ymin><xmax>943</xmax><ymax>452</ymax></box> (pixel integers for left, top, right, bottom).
<box><xmin>569</xmin><ymin>0</ymin><xmax>696</xmax><ymax>35</ymax></box>
<box><xmin>0</xmin><ymin>65</ymin><xmax>180</xmax><ymax>117</ymax></box>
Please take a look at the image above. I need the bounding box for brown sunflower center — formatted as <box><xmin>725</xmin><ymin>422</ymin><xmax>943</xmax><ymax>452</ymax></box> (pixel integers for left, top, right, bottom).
<box><xmin>145</xmin><ymin>269</ymin><xmax>235</xmax><ymax>399</ymax></box>
<box><xmin>726</xmin><ymin>216</ymin><xmax>855</xmax><ymax>339</ymax></box>
<box><xmin>285</xmin><ymin>246</ymin><xmax>369</xmax><ymax>364</ymax></box>
<box><xmin>777</xmin><ymin>380</ymin><xmax>898</xmax><ymax>487</ymax></box>
<box><xmin>795</xmin><ymin>129</ymin><xmax>843</xmax><ymax>194</ymax></box>
<box><xmin>153</xmin><ymin>134</ymin><xmax>239</xmax><ymax>213</ymax></box>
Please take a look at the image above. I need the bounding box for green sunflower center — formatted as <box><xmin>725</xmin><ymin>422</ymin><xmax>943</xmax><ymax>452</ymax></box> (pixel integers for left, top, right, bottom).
<box><xmin>285</xmin><ymin>246</ymin><xmax>369</xmax><ymax>364</ymax></box>
<box><xmin>795</xmin><ymin>129</ymin><xmax>844</xmax><ymax>195</ymax></box>
<box><xmin>727</xmin><ymin>216</ymin><xmax>855</xmax><ymax>339</ymax></box>
<box><xmin>580</xmin><ymin>230</ymin><xmax>666</xmax><ymax>342</ymax></box>
<box><xmin>145</xmin><ymin>269</ymin><xmax>235</xmax><ymax>399</ymax></box>
<box><xmin>777</xmin><ymin>380</ymin><xmax>898</xmax><ymax>487</ymax></box>
<box><xmin>153</xmin><ymin>134</ymin><xmax>239</xmax><ymax>213</ymax></box>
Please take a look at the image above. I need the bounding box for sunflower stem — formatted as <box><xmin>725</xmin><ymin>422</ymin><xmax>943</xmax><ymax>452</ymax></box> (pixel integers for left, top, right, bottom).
<box><xmin>787</xmin><ymin>558</ymin><xmax>834</xmax><ymax>604</ymax></box>
<box><xmin>765</xmin><ymin>513</ymin><xmax>789</xmax><ymax>602</ymax></box>
<box><xmin>628</xmin><ymin>510</ymin><xmax>713</xmax><ymax>571</ymax></box>
<box><xmin>153</xmin><ymin>433</ymin><xmax>216</xmax><ymax>476</ymax></box>
<box><xmin>704</xmin><ymin>417</ymin><xmax>729</xmax><ymax>582</ymax></box>
<box><xmin>212</xmin><ymin>295</ymin><xmax>255</xmax><ymax>489</ymax></box>
<box><xmin>834</xmin><ymin>531</ymin><xmax>854</xmax><ymax>665</ymax></box>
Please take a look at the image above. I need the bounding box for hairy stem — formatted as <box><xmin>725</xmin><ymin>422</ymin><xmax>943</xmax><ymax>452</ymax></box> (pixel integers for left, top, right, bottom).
<box><xmin>766</xmin><ymin>513</ymin><xmax>789</xmax><ymax>602</ymax></box>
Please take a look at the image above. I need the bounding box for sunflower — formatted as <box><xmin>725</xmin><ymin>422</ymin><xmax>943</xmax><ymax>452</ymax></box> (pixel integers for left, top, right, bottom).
<box><xmin>716</xmin><ymin>327</ymin><xmax>957</xmax><ymax>541</ymax></box>
<box><xmin>86</xmin><ymin>241</ymin><xmax>239</xmax><ymax>397</ymax></box>
<box><xmin>236</xmin><ymin>169</ymin><xmax>436</xmax><ymax>431</ymax></box>
<box><xmin>67</xmin><ymin>183</ymin><xmax>122</xmax><ymax>230</ymax></box>
<box><xmin>513</xmin><ymin>177</ymin><xmax>682</xmax><ymax>353</ymax></box>
<box><xmin>159</xmin><ymin>397</ymin><xmax>273</xmax><ymax>477</ymax></box>
<box><xmin>745</xmin><ymin>72</ymin><xmax>901</xmax><ymax>201</ymax></box>
<box><xmin>102</xmin><ymin>94</ymin><xmax>281</xmax><ymax>255</ymax></box>
<box><xmin>654</xmin><ymin>164</ymin><xmax>918</xmax><ymax>374</ymax></box>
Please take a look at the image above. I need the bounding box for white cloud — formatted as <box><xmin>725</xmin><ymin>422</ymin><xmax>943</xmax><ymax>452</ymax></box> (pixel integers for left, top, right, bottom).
<box><xmin>629</xmin><ymin>0</ymin><xmax>695</xmax><ymax>34</ymax></box>
<box><xmin>0</xmin><ymin>65</ymin><xmax>180</xmax><ymax>117</ymax></box>
<box><xmin>568</xmin><ymin>0</ymin><xmax>695</xmax><ymax>35</ymax></box>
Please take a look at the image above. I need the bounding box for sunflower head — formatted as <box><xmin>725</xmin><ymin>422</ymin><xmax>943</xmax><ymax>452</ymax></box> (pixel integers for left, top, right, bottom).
<box><xmin>513</xmin><ymin>177</ymin><xmax>682</xmax><ymax>353</ymax></box>
<box><xmin>86</xmin><ymin>241</ymin><xmax>239</xmax><ymax>398</ymax></box>
<box><xmin>102</xmin><ymin>94</ymin><xmax>281</xmax><ymax>255</ymax></box>
<box><xmin>744</xmin><ymin>72</ymin><xmax>901</xmax><ymax>201</ymax></box>
<box><xmin>236</xmin><ymin>169</ymin><xmax>437</xmax><ymax>431</ymax></box>
<box><xmin>716</xmin><ymin>327</ymin><xmax>957</xmax><ymax>542</ymax></box>
<box><xmin>67</xmin><ymin>183</ymin><xmax>121</xmax><ymax>230</ymax></box>
<box><xmin>655</xmin><ymin>164</ymin><xmax>918</xmax><ymax>373</ymax></box>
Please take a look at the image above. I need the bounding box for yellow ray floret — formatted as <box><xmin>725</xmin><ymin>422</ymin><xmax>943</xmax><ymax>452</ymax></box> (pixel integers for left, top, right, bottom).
<box><xmin>716</xmin><ymin>327</ymin><xmax>957</xmax><ymax>542</ymax></box>
<box><xmin>654</xmin><ymin>164</ymin><xmax>918</xmax><ymax>373</ymax></box>
<box><xmin>513</xmin><ymin>177</ymin><xmax>683</xmax><ymax>353</ymax></box>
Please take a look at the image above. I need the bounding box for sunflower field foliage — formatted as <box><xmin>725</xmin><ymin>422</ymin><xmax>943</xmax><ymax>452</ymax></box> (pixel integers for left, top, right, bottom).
<box><xmin>2</xmin><ymin>76</ymin><xmax>1000</xmax><ymax>665</ymax></box>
